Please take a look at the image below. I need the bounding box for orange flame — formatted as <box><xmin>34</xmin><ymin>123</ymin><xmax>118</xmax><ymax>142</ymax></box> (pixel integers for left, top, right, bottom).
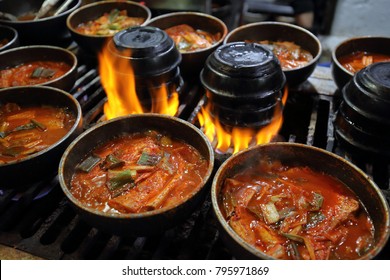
<box><xmin>198</xmin><ymin>87</ymin><xmax>288</xmax><ymax>154</ymax></box>
<box><xmin>98</xmin><ymin>43</ymin><xmax>179</xmax><ymax>120</ymax></box>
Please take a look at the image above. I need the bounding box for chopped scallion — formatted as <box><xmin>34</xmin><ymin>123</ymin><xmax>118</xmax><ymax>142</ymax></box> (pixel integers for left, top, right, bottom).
<box><xmin>107</xmin><ymin>169</ymin><xmax>136</xmax><ymax>191</ymax></box>
<box><xmin>100</xmin><ymin>153</ymin><xmax>125</xmax><ymax>170</ymax></box>
<box><xmin>260</xmin><ymin>202</ymin><xmax>280</xmax><ymax>224</ymax></box>
<box><xmin>31</xmin><ymin>67</ymin><xmax>56</xmax><ymax>78</ymax></box>
<box><xmin>30</xmin><ymin>119</ymin><xmax>47</xmax><ymax>131</ymax></box>
<box><xmin>76</xmin><ymin>154</ymin><xmax>101</xmax><ymax>173</ymax></box>
<box><xmin>137</xmin><ymin>150</ymin><xmax>162</xmax><ymax>166</ymax></box>
<box><xmin>108</xmin><ymin>9</ymin><xmax>119</xmax><ymax>22</ymax></box>
<box><xmin>12</xmin><ymin>122</ymin><xmax>36</xmax><ymax>133</ymax></box>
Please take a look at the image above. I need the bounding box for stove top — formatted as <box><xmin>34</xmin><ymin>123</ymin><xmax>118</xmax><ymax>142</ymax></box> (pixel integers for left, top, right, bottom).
<box><xmin>0</xmin><ymin>47</ymin><xmax>389</xmax><ymax>260</ymax></box>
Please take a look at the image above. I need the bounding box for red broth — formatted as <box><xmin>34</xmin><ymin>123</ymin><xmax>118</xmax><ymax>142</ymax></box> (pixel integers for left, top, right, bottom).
<box><xmin>0</xmin><ymin>103</ymin><xmax>76</xmax><ymax>163</ymax></box>
<box><xmin>76</xmin><ymin>9</ymin><xmax>144</xmax><ymax>36</ymax></box>
<box><xmin>220</xmin><ymin>160</ymin><xmax>375</xmax><ymax>260</ymax></box>
<box><xmin>254</xmin><ymin>40</ymin><xmax>313</xmax><ymax>70</ymax></box>
<box><xmin>70</xmin><ymin>130</ymin><xmax>209</xmax><ymax>214</ymax></box>
<box><xmin>0</xmin><ymin>61</ymin><xmax>72</xmax><ymax>88</ymax></box>
<box><xmin>339</xmin><ymin>51</ymin><xmax>390</xmax><ymax>73</ymax></box>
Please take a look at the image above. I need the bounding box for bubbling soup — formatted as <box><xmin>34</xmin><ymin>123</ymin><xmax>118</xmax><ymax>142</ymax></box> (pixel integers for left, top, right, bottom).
<box><xmin>220</xmin><ymin>159</ymin><xmax>375</xmax><ymax>260</ymax></box>
<box><xmin>70</xmin><ymin>130</ymin><xmax>209</xmax><ymax>214</ymax></box>
<box><xmin>338</xmin><ymin>51</ymin><xmax>390</xmax><ymax>73</ymax></box>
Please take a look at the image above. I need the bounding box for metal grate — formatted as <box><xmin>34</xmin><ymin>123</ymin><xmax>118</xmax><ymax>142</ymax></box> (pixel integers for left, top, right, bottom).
<box><xmin>0</xmin><ymin>53</ymin><xmax>389</xmax><ymax>260</ymax></box>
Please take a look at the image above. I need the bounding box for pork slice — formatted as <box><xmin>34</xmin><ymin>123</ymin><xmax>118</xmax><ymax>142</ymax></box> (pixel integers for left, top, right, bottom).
<box><xmin>108</xmin><ymin>169</ymin><xmax>170</xmax><ymax>213</ymax></box>
<box><xmin>329</xmin><ymin>194</ymin><xmax>359</xmax><ymax>230</ymax></box>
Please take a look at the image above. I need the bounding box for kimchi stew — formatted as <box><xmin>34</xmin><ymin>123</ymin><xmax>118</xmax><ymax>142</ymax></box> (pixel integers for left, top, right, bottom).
<box><xmin>338</xmin><ymin>51</ymin><xmax>390</xmax><ymax>73</ymax></box>
<box><xmin>165</xmin><ymin>24</ymin><xmax>221</xmax><ymax>52</ymax></box>
<box><xmin>0</xmin><ymin>60</ymin><xmax>72</xmax><ymax>88</ymax></box>
<box><xmin>75</xmin><ymin>9</ymin><xmax>144</xmax><ymax>36</ymax></box>
<box><xmin>253</xmin><ymin>40</ymin><xmax>313</xmax><ymax>70</ymax></box>
<box><xmin>220</xmin><ymin>160</ymin><xmax>375</xmax><ymax>260</ymax></box>
<box><xmin>70</xmin><ymin>130</ymin><xmax>209</xmax><ymax>214</ymax></box>
<box><xmin>0</xmin><ymin>103</ymin><xmax>76</xmax><ymax>163</ymax></box>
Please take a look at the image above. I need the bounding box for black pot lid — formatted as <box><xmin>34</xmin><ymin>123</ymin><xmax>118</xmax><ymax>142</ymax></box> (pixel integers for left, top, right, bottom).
<box><xmin>200</xmin><ymin>42</ymin><xmax>285</xmax><ymax>98</ymax></box>
<box><xmin>208</xmin><ymin>42</ymin><xmax>281</xmax><ymax>78</ymax></box>
<box><xmin>108</xmin><ymin>26</ymin><xmax>181</xmax><ymax>77</ymax></box>
<box><xmin>113</xmin><ymin>26</ymin><xmax>170</xmax><ymax>58</ymax></box>
<box><xmin>357</xmin><ymin>62</ymin><xmax>390</xmax><ymax>101</ymax></box>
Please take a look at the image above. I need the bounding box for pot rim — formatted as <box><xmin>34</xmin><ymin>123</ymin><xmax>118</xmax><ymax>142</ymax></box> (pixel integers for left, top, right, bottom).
<box><xmin>0</xmin><ymin>0</ymin><xmax>81</xmax><ymax>24</ymax></box>
<box><xmin>0</xmin><ymin>25</ymin><xmax>18</xmax><ymax>51</ymax></box>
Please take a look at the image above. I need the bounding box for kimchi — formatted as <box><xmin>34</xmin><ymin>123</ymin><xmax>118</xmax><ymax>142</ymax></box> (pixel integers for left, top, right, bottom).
<box><xmin>0</xmin><ymin>103</ymin><xmax>76</xmax><ymax>163</ymax></box>
<box><xmin>70</xmin><ymin>130</ymin><xmax>209</xmax><ymax>214</ymax></box>
<box><xmin>165</xmin><ymin>24</ymin><xmax>221</xmax><ymax>52</ymax></box>
<box><xmin>75</xmin><ymin>9</ymin><xmax>144</xmax><ymax>36</ymax></box>
<box><xmin>220</xmin><ymin>160</ymin><xmax>375</xmax><ymax>260</ymax></box>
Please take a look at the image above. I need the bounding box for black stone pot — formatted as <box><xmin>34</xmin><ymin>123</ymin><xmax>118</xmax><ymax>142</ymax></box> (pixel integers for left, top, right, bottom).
<box><xmin>59</xmin><ymin>114</ymin><xmax>214</xmax><ymax>236</ymax></box>
<box><xmin>331</xmin><ymin>36</ymin><xmax>390</xmax><ymax>91</ymax></box>
<box><xmin>0</xmin><ymin>0</ymin><xmax>81</xmax><ymax>46</ymax></box>
<box><xmin>67</xmin><ymin>0</ymin><xmax>151</xmax><ymax>54</ymax></box>
<box><xmin>200</xmin><ymin>42</ymin><xmax>285</xmax><ymax>129</ymax></box>
<box><xmin>335</xmin><ymin>62</ymin><xmax>390</xmax><ymax>157</ymax></box>
<box><xmin>0</xmin><ymin>86</ymin><xmax>83</xmax><ymax>188</ymax></box>
<box><xmin>224</xmin><ymin>21</ymin><xmax>322</xmax><ymax>87</ymax></box>
<box><xmin>0</xmin><ymin>25</ymin><xmax>19</xmax><ymax>52</ymax></box>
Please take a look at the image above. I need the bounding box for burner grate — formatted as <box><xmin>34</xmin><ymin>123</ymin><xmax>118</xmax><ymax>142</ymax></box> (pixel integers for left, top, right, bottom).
<box><xmin>0</xmin><ymin>58</ymin><xmax>389</xmax><ymax>260</ymax></box>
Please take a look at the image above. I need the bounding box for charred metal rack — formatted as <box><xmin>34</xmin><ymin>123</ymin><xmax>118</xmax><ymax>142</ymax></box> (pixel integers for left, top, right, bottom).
<box><xmin>0</xmin><ymin>48</ymin><xmax>389</xmax><ymax>260</ymax></box>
